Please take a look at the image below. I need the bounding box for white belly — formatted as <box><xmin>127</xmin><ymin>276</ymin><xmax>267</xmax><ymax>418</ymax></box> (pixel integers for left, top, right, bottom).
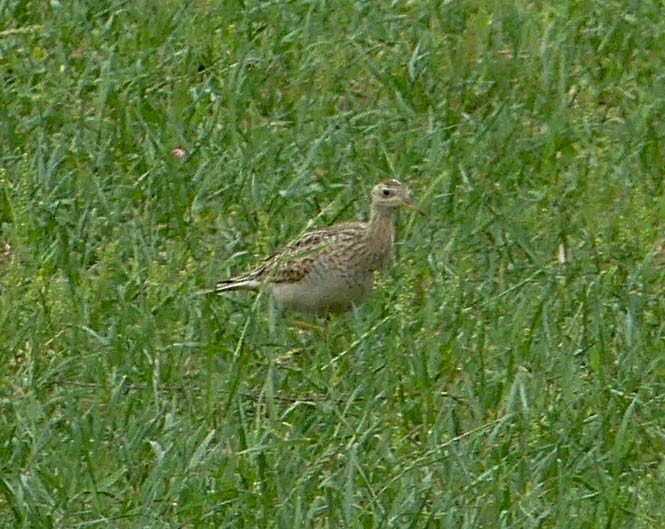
<box><xmin>271</xmin><ymin>274</ymin><xmax>374</xmax><ymax>315</ymax></box>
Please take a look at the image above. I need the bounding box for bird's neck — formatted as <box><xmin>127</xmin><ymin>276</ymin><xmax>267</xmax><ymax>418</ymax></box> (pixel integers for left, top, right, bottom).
<box><xmin>365</xmin><ymin>206</ymin><xmax>396</xmax><ymax>271</ymax></box>
<box><xmin>368</xmin><ymin>206</ymin><xmax>395</xmax><ymax>247</ymax></box>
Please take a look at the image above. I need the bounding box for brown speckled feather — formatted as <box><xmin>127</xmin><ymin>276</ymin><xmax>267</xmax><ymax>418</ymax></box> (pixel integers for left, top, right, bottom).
<box><xmin>219</xmin><ymin>222</ymin><xmax>367</xmax><ymax>286</ymax></box>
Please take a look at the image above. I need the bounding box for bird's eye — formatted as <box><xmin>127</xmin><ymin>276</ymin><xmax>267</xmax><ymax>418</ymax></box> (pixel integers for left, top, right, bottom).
<box><xmin>382</xmin><ymin>189</ymin><xmax>392</xmax><ymax>197</ymax></box>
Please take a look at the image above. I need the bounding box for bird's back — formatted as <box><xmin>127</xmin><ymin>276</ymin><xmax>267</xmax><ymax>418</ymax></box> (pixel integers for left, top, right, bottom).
<box><xmin>216</xmin><ymin>221</ymin><xmax>369</xmax><ymax>289</ymax></box>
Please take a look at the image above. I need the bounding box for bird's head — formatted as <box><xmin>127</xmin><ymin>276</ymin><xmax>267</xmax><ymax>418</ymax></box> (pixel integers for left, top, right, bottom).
<box><xmin>371</xmin><ymin>179</ymin><xmax>423</xmax><ymax>214</ymax></box>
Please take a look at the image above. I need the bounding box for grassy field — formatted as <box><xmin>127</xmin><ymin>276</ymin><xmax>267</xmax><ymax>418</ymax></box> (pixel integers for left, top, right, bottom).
<box><xmin>2</xmin><ymin>0</ymin><xmax>665</xmax><ymax>527</ymax></box>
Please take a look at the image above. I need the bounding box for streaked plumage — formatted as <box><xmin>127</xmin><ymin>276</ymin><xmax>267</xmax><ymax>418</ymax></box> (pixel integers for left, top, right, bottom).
<box><xmin>216</xmin><ymin>179</ymin><xmax>420</xmax><ymax>315</ymax></box>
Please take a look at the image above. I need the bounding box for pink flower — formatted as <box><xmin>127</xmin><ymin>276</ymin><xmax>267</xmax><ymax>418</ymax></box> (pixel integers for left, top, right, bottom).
<box><xmin>171</xmin><ymin>147</ymin><xmax>187</xmax><ymax>160</ymax></box>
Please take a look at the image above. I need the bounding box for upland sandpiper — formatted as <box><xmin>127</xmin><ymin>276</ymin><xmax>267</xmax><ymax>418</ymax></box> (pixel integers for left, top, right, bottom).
<box><xmin>216</xmin><ymin>179</ymin><xmax>421</xmax><ymax>315</ymax></box>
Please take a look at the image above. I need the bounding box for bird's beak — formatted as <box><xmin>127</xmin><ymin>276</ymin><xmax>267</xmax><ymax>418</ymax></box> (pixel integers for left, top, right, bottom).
<box><xmin>401</xmin><ymin>198</ymin><xmax>425</xmax><ymax>216</ymax></box>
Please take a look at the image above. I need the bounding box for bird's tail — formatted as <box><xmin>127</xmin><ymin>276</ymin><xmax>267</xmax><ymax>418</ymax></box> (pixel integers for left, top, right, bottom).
<box><xmin>215</xmin><ymin>276</ymin><xmax>261</xmax><ymax>293</ymax></box>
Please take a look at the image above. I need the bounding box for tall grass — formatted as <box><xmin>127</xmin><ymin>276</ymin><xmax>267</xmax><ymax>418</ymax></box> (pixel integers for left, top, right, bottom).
<box><xmin>2</xmin><ymin>1</ymin><xmax>665</xmax><ymax>527</ymax></box>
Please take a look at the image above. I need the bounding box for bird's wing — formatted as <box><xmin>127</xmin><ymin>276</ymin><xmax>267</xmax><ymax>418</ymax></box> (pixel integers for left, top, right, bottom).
<box><xmin>247</xmin><ymin>222</ymin><xmax>366</xmax><ymax>284</ymax></box>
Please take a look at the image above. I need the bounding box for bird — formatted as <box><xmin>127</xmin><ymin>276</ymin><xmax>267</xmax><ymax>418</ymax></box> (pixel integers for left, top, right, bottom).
<box><xmin>216</xmin><ymin>179</ymin><xmax>422</xmax><ymax>316</ymax></box>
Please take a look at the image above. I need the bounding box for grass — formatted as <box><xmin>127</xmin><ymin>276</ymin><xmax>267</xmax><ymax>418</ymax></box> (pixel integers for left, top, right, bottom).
<box><xmin>2</xmin><ymin>0</ymin><xmax>665</xmax><ymax>527</ymax></box>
